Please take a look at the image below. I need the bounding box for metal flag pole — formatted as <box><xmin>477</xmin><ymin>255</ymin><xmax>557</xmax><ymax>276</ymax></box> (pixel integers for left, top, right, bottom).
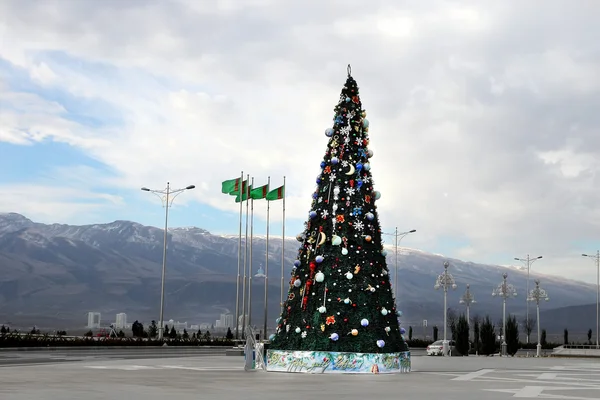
<box><xmin>280</xmin><ymin>176</ymin><xmax>286</xmax><ymax>309</ymax></box>
<box><xmin>241</xmin><ymin>173</ymin><xmax>250</xmax><ymax>338</ymax></box>
<box><xmin>248</xmin><ymin>177</ymin><xmax>254</xmax><ymax>328</ymax></box>
<box><xmin>263</xmin><ymin>176</ymin><xmax>271</xmax><ymax>339</ymax></box>
<box><xmin>235</xmin><ymin>171</ymin><xmax>243</xmax><ymax>340</ymax></box>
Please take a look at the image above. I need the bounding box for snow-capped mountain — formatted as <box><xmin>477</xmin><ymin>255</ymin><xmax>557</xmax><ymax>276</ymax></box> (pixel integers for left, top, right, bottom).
<box><xmin>0</xmin><ymin>213</ymin><xmax>595</xmax><ymax>331</ymax></box>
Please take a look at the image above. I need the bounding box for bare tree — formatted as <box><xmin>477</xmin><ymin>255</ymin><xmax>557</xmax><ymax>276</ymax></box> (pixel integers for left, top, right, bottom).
<box><xmin>522</xmin><ymin>317</ymin><xmax>535</xmax><ymax>344</ymax></box>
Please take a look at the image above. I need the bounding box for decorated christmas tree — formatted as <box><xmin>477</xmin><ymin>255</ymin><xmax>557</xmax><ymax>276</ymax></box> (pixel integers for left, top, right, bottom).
<box><xmin>269</xmin><ymin>66</ymin><xmax>409</xmax><ymax>356</ymax></box>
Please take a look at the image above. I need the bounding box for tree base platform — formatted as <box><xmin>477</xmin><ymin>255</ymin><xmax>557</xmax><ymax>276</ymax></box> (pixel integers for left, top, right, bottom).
<box><xmin>265</xmin><ymin>349</ymin><xmax>411</xmax><ymax>374</ymax></box>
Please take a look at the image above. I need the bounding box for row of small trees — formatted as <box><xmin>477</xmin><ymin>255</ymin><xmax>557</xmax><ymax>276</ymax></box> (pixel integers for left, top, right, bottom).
<box><xmin>413</xmin><ymin>314</ymin><xmax>548</xmax><ymax>355</ymax></box>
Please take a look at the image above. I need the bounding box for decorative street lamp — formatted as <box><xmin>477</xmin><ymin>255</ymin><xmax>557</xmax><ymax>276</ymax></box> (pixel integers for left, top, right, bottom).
<box><xmin>141</xmin><ymin>182</ymin><xmax>195</xmax><ymax>340</ymax></box>
<box><xmin>434</xmin><ymin>261</ymin><xmax>457</xmax><ymax>356</ymax></box>
<box><xmin>514</xmin><ymin>254</ymin><xmax>542</xmax><ymax>344</ymax></box>
<box><xmin>459</xmin><ymin>283</ymin><xmax>476</xmax><ymax>339</ymax></box>
<box><xmin>527</xmin><ymin>279</ymin><xmax>549</xmax><ymax>357</ymax></box>
<box><xmin>582</xmin><ymin>251</ymin><xmax>600</xmax><ymax>349</ymax></box>
<box><xmin>382</xmin><ymin>228</ymin><xmax>416</xmax><ymax>308</ymax></box>
<box><xmin>492</xmin><ymin>272</ymin><xmax>517</xmax><ymax>357</ymax></box>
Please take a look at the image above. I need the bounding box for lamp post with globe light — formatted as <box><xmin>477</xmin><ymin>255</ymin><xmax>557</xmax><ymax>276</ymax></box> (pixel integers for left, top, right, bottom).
<box><xmin>434</xmin><ymin>261</ymin><xmax>457</xmax><ymax>356</ymax></box>
<box><xmin>141</xmin><ymin>182</ymin><xmax>195</xmax><ymax>340</ymax></box>
<box><xmin>527</xmin><ymin>279</ymin><xmax>549</xmax><ymax>357</ymax></box>
<box><xmin>492</xmin><ymin>272</ymin><xmax>517</xmax><ymax>357</ymax></box>
<box><xmin>460</xmin><ymin>283</ymin><xmax>476</xmax><ymax>339</ymax></box>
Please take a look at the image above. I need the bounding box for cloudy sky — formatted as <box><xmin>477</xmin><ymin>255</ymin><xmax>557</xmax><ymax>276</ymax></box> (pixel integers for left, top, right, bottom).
<box><xmin>1</xmin><ymin>0</ymin><xmax>599</xmax><ymax>283</ymax></box>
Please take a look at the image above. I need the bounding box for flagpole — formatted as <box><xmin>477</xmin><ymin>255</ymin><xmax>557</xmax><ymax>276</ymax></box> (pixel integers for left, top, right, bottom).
<box><xmin>235</xmin><ymin>171</ymin><xmax>243</xmax><ymax>340</ymax></box>
<box><xmin>264</xmin><ymin>176</ymin><xmax>270</xmax><ymax>339</ymax></box>
<box><xmin>242</xmin><ymin>173</ymin><xmax>249</xmax><ymax>338</ymax></box>
<box><xmin>248</xmin><ymin>177</ymin><xmax>254</xmax><ymax>328</ymax></box>
<box><xmin>280</xmin><ymin>176</ymin><xmax>286</xmax><ymax>309</ymax></box>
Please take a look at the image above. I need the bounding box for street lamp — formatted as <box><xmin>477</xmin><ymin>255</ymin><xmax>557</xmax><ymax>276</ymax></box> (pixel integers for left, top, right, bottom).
<box><xmin>514</xmin><ymin>255</ymin><xmax>542</xmax><ymax>344</ymax></box>
<box><xmin>383</xmin><ymin>228</ymin><xmax>416</xmax><ymax>308</ymax></box>
<box><xmin>582</xmin><ymin>251</ymin><xmax>600</xmax><ymax>349</ymax></box>
<box><xmin>434</xmin><ymin>261</ymin><xmax>457</xmax><ymax>356</ymax></box>
<box><xmin>492</xmin><ymin>272</ymin><xmax>517</xmax><ymax>357</ymax></box>
<box><xmin>459</xmin><ymin>283</ymin><xmax>476</xmax><ymax>338</ymax></box>
<box><xmin>527</xmin><ymin>279</ymin><xmax>549</xmax><ymax>357</ymax></box>
<box><xmin>141</xmin><ymin>182</ymin><xmax>195</xmax><ymax>340</ymax></box>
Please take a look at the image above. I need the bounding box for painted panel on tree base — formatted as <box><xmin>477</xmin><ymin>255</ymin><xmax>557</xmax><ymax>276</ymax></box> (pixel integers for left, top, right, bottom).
<box><xmin>265</xmin><ymin>349</ymin><xmax>411</xmax><ymax>374</ymax></box>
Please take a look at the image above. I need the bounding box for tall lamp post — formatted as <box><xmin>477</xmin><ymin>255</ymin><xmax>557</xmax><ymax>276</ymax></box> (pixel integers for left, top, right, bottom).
<box><xmin>434</xmin><ymin>261</ymin><xmax>457</xmax><ymax>356</ymax></box>
<box><xmin>141</xmin><ymin>182</ymin><xmax>195</xmax><ymax>340</ymax></box>
<box><xmin>492</xmin><ymin>272</ymin><xmax>517</xmax><ymax>357</ymax></box>
<box><xmin>459</xmin><ymin>283</ymin><xmax>476</xmax><ymax>339</ymax></box>
<box><xmin>527</xmin><ymin>279</ymin><xmax>549</xmax><ymax>357</ymax></box>
<box><xmin>582</xmin><ymin>251</ymin><xmax>600</xmax><ymax>349</ymax></box>
<box><xmin>514</xmin><ymin>255</ymin><xmax>542</xmax><ymax>343</ymax></box>
<box><xmin>383</xmin><ymin>228</ymin><xmax>416</xmax><ymax>307</ymax></box>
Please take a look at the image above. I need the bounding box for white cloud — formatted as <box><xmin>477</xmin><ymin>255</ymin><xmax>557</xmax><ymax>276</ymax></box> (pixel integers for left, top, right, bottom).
<box><xmin>0</xmin><ymin>0</ymin><xmax>600</xmax><ymax>283</ymax></box>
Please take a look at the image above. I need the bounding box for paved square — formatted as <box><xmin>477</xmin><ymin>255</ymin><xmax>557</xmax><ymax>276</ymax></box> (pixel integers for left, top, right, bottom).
<box><xmin>0</xmin><ymin>354</ymin><xmax>599</xmax><ymax>399</ymax></box>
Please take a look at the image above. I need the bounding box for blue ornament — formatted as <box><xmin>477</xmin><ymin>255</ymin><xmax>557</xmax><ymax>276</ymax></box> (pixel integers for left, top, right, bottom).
<box><xmin>309</xmin><ymin>211</ymin><xmax>318</xmax><ymax>219</ymax></box>
<box><xmin>345</xmin><ymin>97</ymin><xmax>351</xmax><ymax>102</ymax></box>
<box><xmin>357</xmin><ymin>180</ymin><xmax>363</xmax><ymax>188</ymax></box>
<box><xmin>356</xmin><ymin>162</ymin><xmax>363</xmax><ymax>171</ymax></box>
<box><xmin>334</xmin><ymin>115</ymin><xmax>344</xmax><ymax>125</ymax></box>
<box><xmin>363</xmin><ymin>118</ymin><xmax>369</xmax><ymax>128</ymax></box>
<box><xmin>294</xmin><ymin>260</ymin><xmax>301</xmax><ymax>267</ymax></box>
<box><xmin>397</xmin><ymin>310</ymin><xmax>403</xmax><ymax>317</ymax></box>
<box><xmin>312</xmin><ymin>192</ymin><xmax>318</xmax><ymax>199</ymax></box>
<box><xmin>316</xmin><ymin>177</ymin><xmax>321</xmax><ymax>184</ymax></box>
<box><xmin>320</xmin><ymin>161</ymin><xmax>326</xmax><ymax>168</ymax></box>
<box><xmin>357</xmin><ymin>148</ymin><xmax>367</xmax><ymax>158</ymax></box>
<box><xmin>269</xmin><ymin>334</ymin><xmax>275</xmax><ymax>341</ymax></box>
<box><xmin>363</xmin><ymin>163</ymin><xmax>371</xmax><ymax>171</ymax></box>
<box><xmin>330</xmin><ymin>333</ymin><xmax>339</xmax><ymax>341</ymax></box>
<box><xmin>365</xmin><ymin>212</ymin><xmax>374</xmax><ymax>221</ymax></box>
<box><xmin>377</xmin><ymin>339</ymin><xmax>385</xmax><ymax>348</ymax></box>
<box><xmin>331</xmin><ymin>157</ymin><xmax>339</xmax><ymax>165</ymax></box>
<box><xmin>325</xmin><ymin>127</ymin><xmax>334</xmax><ymax>137</ymax></box>
<box><xmin>276</xmin><ymin>317</ymin><xmax>282</xmax><ymax>324</ymax></box>
<box><xmin>315</xmin><ymin>255</ymin><xmax>324</xmax><ymax>263</ymax></box>
<box><xmin>381</xmin><ymin>249</ymin><xmax>388</xmax><ymax>257</ymax></box>
<box><xmin>400</xmin><ymin>328</ymin><xmax>406</xmax><ymax>335</ymax></box>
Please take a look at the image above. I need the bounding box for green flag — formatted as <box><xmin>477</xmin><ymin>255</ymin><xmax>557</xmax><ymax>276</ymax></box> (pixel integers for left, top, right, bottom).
<box><xmin>235</xmin><ymin>184</ymin><xmax>252</xmax><ymax>202</ymax></box>
<box><xmin>266</xmin><ymin>185</ymin><xmax>284</xmax><ymax>201</ymax></box>
<box><xmin>221</xmin><ymin>178</ymin><xmax>240</xmax><ymax>194</ymax></box>
<box><xmin>250</xmin><ymin>184</ymin><xmax>269</xmax><ymax>200</ymax></box>
<box><xmin>229</xmin><ymin>180</ymin><xmax>248</xmax><ymax>196</ymax></box>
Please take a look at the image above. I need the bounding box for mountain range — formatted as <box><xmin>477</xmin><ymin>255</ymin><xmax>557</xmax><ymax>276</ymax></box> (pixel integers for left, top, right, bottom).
<box><xmin>0</xmin><ymin>212</ymin><xmax>596</xmax><ymax>334</ymax></box>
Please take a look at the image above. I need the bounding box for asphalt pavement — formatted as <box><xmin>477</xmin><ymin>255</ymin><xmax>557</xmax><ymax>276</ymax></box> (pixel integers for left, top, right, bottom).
<box><xmin>0</xmin><ymin>346</ymin><xmax>229</xmax><ymax>367</ymax></box>
<box><xmin>1</xmin><ymin>351</ymin><xmax>600</xmax><ymax>400</ymax></box>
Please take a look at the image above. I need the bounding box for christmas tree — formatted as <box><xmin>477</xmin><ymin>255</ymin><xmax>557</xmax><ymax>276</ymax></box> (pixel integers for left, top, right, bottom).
<box><xmin>270</xmin><ymin>66</ymin><xmax>409</xmax><ymax>355</ymax></box>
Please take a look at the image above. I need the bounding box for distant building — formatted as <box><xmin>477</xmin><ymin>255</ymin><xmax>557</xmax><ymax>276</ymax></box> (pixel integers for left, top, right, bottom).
<box><xmin>87</xmin><ymin>312</ymin><xmax>101</xmax><ymax>328</ymax></box>
<box><xmin>115</xmin><ymin>313</ymin><xmax>127</xmax><ymax>329</ymax></box>
<box><xmin>215</xmin><ymin>313</ymin><xmax>234</xmax><ymax>328</ymax></box>
<box><xmin>166</xmin><ymin>319</ymin><xmax>188</xmax><ymax>333</ymax></box>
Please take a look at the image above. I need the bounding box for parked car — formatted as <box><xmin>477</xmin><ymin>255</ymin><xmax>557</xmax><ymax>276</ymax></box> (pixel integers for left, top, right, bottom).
<box><xmin>426</xmin><ymin>340</ymin><xmax>456</xmax><ymax>356</ymax></box>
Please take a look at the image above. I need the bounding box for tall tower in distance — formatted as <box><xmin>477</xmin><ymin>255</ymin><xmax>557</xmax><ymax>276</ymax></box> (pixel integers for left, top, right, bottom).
<box><xmin>115</xmin><ymin>313</ymin><xmax>127</xmax><ymax>329</ymax></box>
